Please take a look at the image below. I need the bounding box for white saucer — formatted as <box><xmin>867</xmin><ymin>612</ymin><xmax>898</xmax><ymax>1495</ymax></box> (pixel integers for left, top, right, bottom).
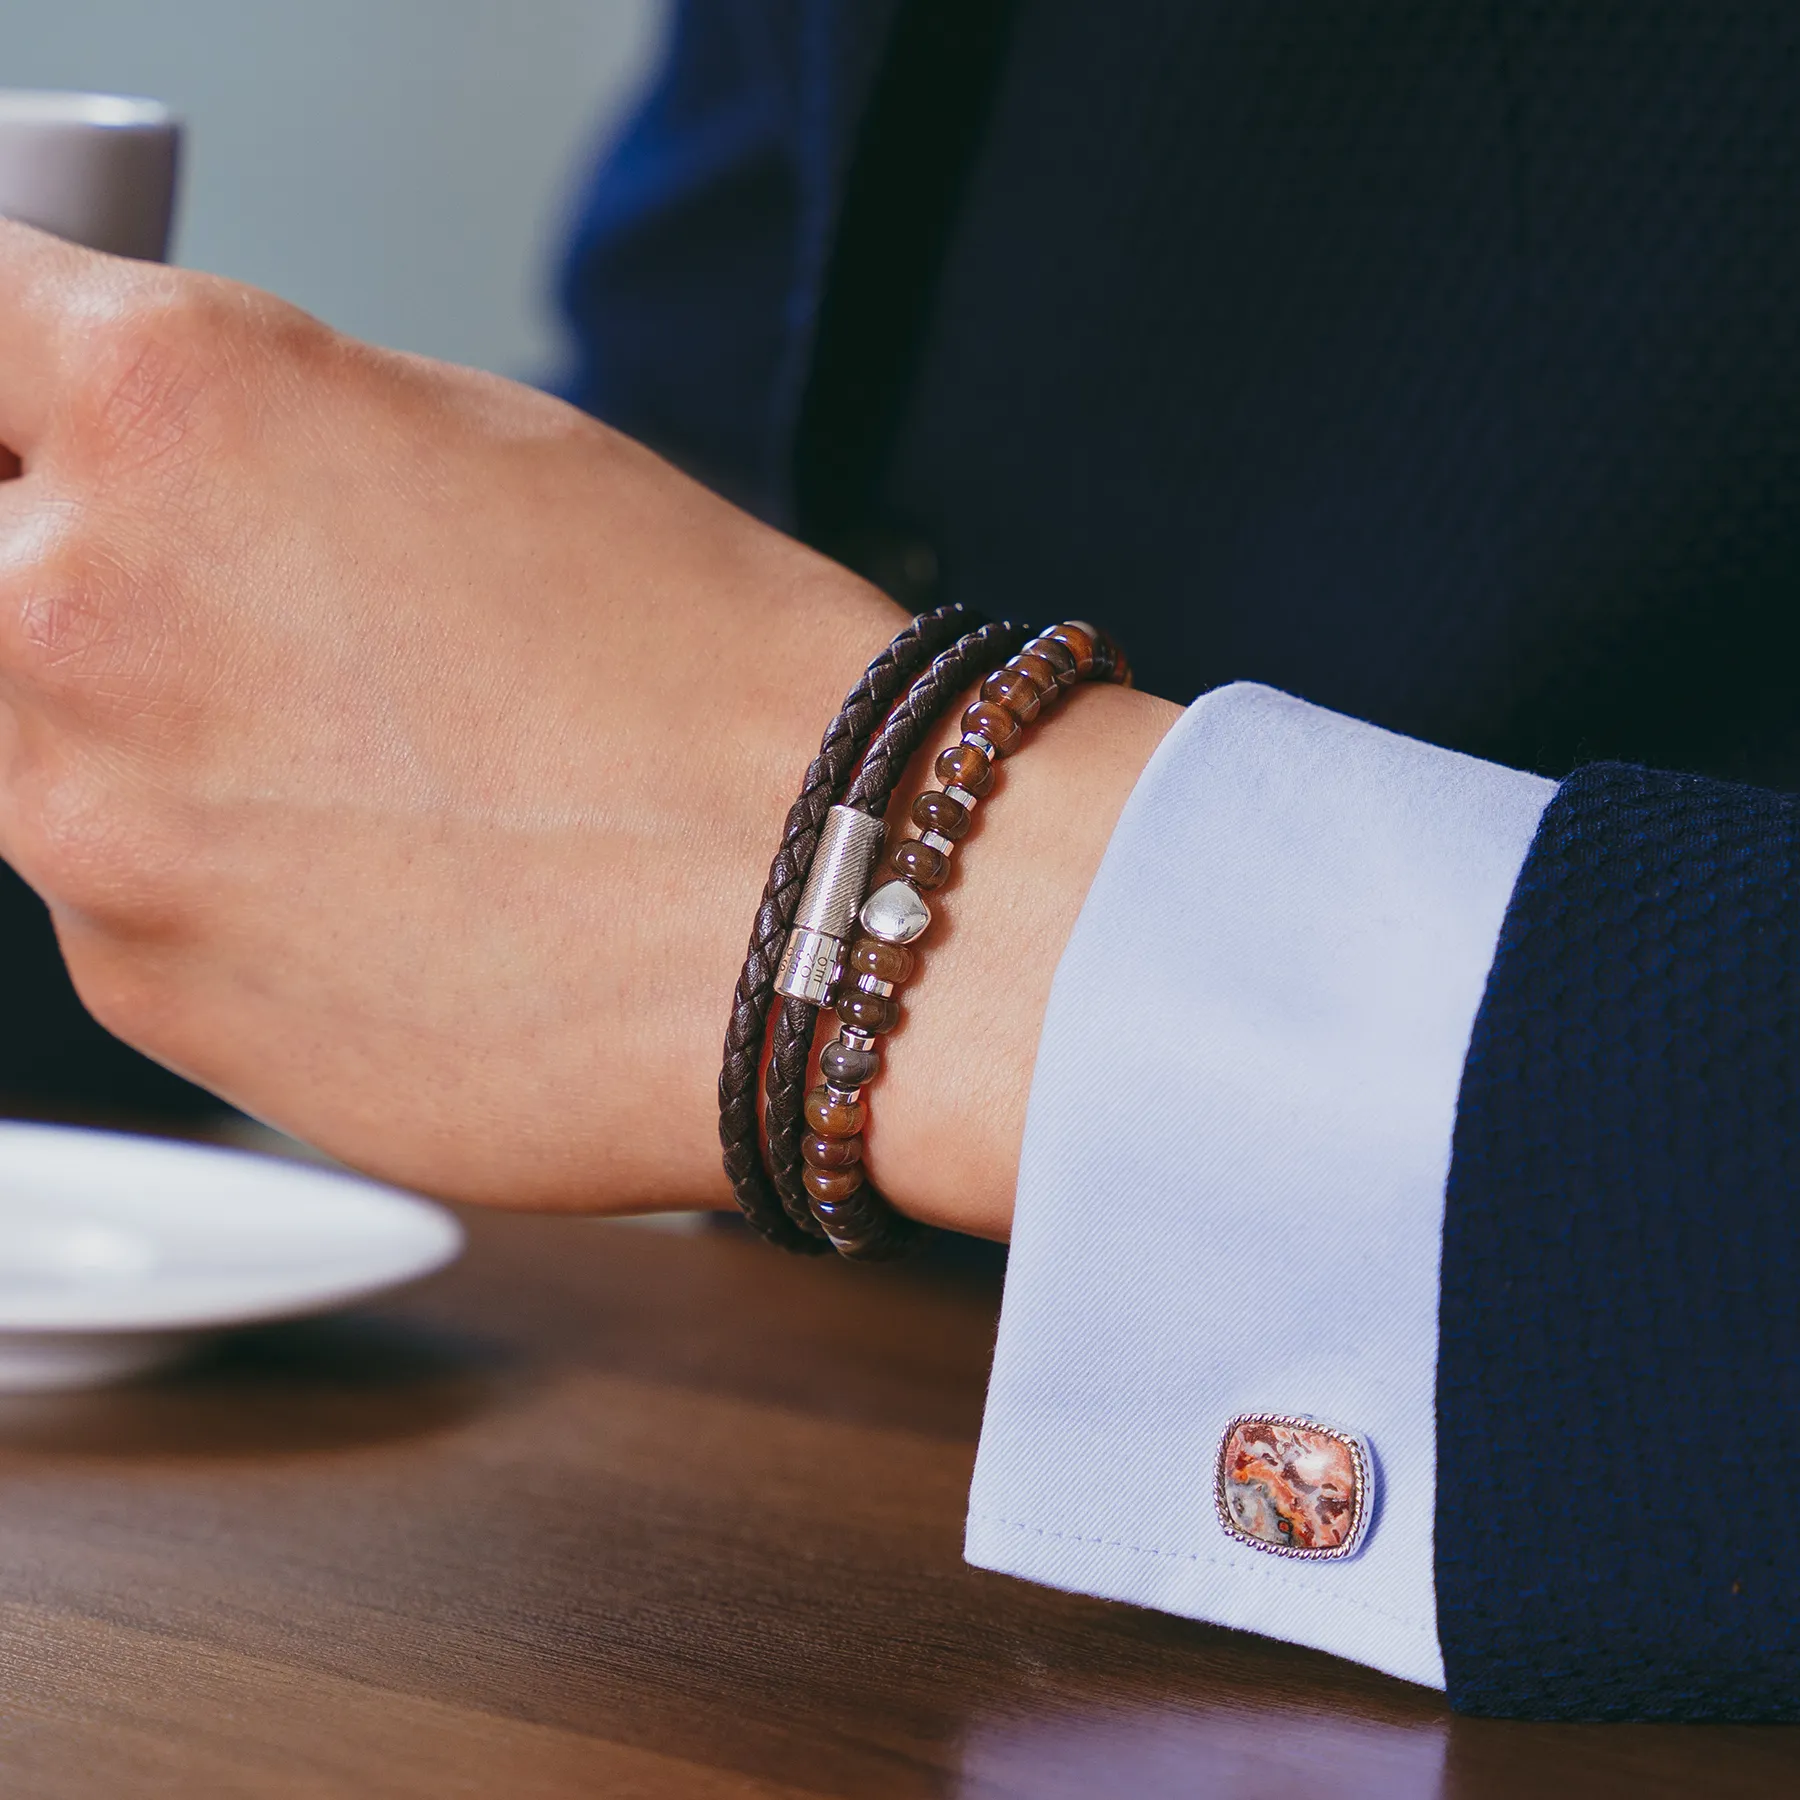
<box><xmin>0</xmin><ymin>1122</ymin><xmax>464</xmax><ymax>1391</ymax></box>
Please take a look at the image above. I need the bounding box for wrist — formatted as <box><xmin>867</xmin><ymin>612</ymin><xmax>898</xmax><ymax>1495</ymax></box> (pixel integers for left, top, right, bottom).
<box><xmin>856</xmin><ymin>676</ymin><xmax>1180</xmax><ymax>1239</ymax></box>
<box><xmin>687</xmin><ymin>592</ymin><xmax>1176</xmax><ymax>1243</ymax></box>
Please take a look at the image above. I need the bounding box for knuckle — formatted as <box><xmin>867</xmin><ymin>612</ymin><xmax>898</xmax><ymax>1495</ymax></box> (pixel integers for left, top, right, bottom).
<box><xmin>71</xmin><ymin>281</ymin><xmax>219</xmax><ymax>474</ymax></box>
<box><xmin>0</xmin><ymin>529</ymin><xmax>179</xmax><ymax>711</ymax></box>
<box><xmin>15</xmin><ymin>568</ymin><xmax>121</xmax><ymax>679</ymax></box>
<box><xmin>66</xmin><ymin>272</ymin><xmax>315</xmax><ymax>477</ymax></box>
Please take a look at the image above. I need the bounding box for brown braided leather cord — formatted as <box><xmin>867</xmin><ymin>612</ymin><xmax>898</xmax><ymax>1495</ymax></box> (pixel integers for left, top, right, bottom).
<box><xmin>718</xmin><ymin>603</ymin><xmax>977</xmax><ymax>1250</ymax></box>
<box><xmin>764</xmin><ymin>618</ymin><xmax>1034</xmax><ymax>1256</ymax></box>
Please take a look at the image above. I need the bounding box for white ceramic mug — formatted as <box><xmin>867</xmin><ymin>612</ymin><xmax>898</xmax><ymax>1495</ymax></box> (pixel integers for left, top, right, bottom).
<box><xmin>0</xmin><ymin>90</ymin><xmax>179</xmax><ymax>261</ymax></box>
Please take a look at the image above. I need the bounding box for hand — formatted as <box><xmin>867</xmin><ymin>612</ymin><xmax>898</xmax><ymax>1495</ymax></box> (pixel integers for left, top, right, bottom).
<box><xmin>0</xmin><ymin>224</ymin><xmax>1177</xmax><ymax>1230</ymax></box>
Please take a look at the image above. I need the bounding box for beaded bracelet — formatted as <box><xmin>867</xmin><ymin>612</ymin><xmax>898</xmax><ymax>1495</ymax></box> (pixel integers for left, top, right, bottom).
<box><xmin>717</xmin><ymin>603</ymin><xmax>980</xmax><ymax>1251</ymax></box>
<box><xmin>793</xmin><ymin>621</ymin><xmax>1130</xmax><ymax>1257</ymax></box>
<box><xmin>760</xmin><ymin>619</ymin><xmax>1033</xmax><ymax>1255</ymax></box>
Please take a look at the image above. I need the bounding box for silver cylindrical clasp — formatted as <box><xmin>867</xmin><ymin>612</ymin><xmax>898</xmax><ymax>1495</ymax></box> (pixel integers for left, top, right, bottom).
<box><xmin>774</xmin><ymin>926</ymin><xmax>840</xmax><ymax>1004</ymax></box>
<box><xmin>773</xmin><ymin>805</ymin><xmax>886</xmax><ymax>1003</ymax></box>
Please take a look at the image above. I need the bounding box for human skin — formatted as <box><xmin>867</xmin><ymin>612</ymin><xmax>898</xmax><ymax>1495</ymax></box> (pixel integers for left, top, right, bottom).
<box><xmin>0</xmin><ymin>223</ymin><xmax>1178</xmax><ymax>1238</ymax></box>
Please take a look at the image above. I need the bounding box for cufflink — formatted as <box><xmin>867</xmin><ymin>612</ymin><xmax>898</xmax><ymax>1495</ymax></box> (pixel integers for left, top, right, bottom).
<box><xmin>1215</xmin><ymin>1413</ymin><xmax>1373</xmax><ymax>1559</ymax></box>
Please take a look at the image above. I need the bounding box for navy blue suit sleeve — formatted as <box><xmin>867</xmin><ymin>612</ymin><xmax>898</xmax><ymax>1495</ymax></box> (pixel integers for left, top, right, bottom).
<box><xmin>553</xmin><ymin>0</ymin><xmax>797</xmax><ymax>510</ymax></box>
<box><xmin>1437</xmin><ymin>763</ymin><xmax>1800</xmax><ymax>1720</ymax></box>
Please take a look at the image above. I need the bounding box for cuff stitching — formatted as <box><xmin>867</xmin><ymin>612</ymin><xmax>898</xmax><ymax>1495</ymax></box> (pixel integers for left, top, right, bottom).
<box><xmin>967</xmin><ymin>1509</ymin><xmax>1434</xmax><ymax>1635</ymax></box>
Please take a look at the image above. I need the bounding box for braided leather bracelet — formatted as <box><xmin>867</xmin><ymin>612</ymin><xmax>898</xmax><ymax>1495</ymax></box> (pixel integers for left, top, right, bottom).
<box><xmin>792</xmin><ymin>621</ymin><xmax>1130</xmax><ymax>1258</ymax></box>
<box><xmin>760</xmin><ymin>618</ymin><xmax>1033</xmax><ymax>1255</ymax></box>
<box><xmin>717</xmin><ymin>603</ymin><xmax>978</xmax><ymax>1250</ymax></box>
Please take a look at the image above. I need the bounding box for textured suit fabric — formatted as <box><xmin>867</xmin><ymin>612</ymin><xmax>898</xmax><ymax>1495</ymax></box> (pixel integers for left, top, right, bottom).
<box><xmin>557</xmin><ymin>2</ymin><xmax>1800</xmax><ymax>1717</ymax></box>
<box><xmin>1440</xmin><ymin>765</ymin><xmax>1800</xmax><ymax>1720</ymax></box>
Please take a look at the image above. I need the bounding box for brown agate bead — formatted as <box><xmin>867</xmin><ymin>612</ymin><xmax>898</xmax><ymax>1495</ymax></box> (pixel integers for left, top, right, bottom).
<box><xmin>962</xmin><ymin>700</ymin><xmax>1022</xmax><ymax>757</ymax></box>
<box><xmin>803</xmin><ymin>1164</ymin><xmax>866</xmax><ymax>1205</ymax></box>
<box><xmin>811</xmin><ymin>1193</ymin><xmax>883</xmax><ymax>1253</ymax></box>
<box><xmin>1025</xmin><ymin>636</ymin><xmax>1080</xmax><ymax>687</ymax></box>
<box><xmin>804</xmin><ymin>1086</ymin><xmax>866</xmax><ymax>1136</ymax></box>
<box><xmin>849</xmin><ymin>937</ymin><xmax>916</xmax><ymax>982</ymax></box>
<box><xmin>1044</xmin><ymin>621</ymin><xmax>1097</xmax><ymax>675</ymax></box>
<box><xmin>934</xmin><ymin>743</ymin><xmax>994</xmax><ymax>796</ymax></box>
<box><xmin>802</xmin><ymin>1130</ymin><xmax>863</xmax><ymax>1170</ymax></box>
<box><xmin>890</xmin><ymin>838</ymin><xmax>948</xmax><ymax>889</ymax></box>
<box><xmin>837</xmin><ymin>989</ymin><xmax>901</xmax><ymax>1034</ymax></box>
<box><xmin>837</xmin><ymin>989</ymin><xmax>900</xmax><ymax>1034</ymax></box>
<box><xmin>982</xmin><ymin>665</ymin><xmax>1042</xmax><ymax>725</ymax></box>
<box><xmin>1009</xmin><ymin>651</ymin><xmax>1061</xmax><ymax>700</ymax></box>
<box><xmin>910</xmin><ymin>789</ymin><xmax>970</xmax><ymax>841</ymax></box>
<box><xmin>819</xmin><ymin>1037</ymin><xmax>881</xmax><ymax>1088</ymax></box>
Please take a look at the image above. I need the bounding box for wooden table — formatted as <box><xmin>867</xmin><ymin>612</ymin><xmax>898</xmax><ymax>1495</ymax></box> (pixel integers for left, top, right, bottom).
<box><xmin>0</xmin><ymin>1194</ymin><xmax>1791</xmax><ymax>1797</ymax></box>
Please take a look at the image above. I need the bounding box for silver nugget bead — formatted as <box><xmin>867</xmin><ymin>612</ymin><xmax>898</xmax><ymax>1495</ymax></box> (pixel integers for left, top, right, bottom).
<box><xmin>860</xmin><ymin>878</ymin><xmax>931</xmax><ymax>945</ymax></box>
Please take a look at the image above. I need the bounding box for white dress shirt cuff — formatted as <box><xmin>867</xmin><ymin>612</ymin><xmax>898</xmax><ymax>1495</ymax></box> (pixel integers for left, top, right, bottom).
<box><xmin>964</xmin><ymin>682</ymin><xmax>1553</xmax><ymax>1689</ymax></box>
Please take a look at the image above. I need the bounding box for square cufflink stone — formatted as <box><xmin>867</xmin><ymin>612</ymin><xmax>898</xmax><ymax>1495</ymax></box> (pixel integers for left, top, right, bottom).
<box><xmin>1215</xmin><ymin>1414</ymin><xmax>1373</xmax><ymax>1559</ymax></box>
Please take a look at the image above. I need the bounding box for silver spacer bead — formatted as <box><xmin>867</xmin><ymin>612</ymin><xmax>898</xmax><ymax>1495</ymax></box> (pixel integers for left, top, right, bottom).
<box><xmin>854</xmin><ymin>974</ymin><xmax>895</xmax><ymax>998</ymax></box>
<box><xmin>824</xmin><ymin>1084</ymin><xmax>862</xmax><ymax>1107</ymax></box>
<box><xmin>961</xmin><ymin>732</ymin><xmax>996</xmax><ymax>760</ymax></box>
<box><xmin>919</xmin><ymin>829</ymin><xmax>955</xmax><ymax>856</ymax></box>
<box><xmin>840</xmin><ymin>1029</ymin><xmax>877</xmax><ymax>1052</ymax></box>
<box><xmin>942</xmin><ymin>783</ymin><xmax>977</xmax><ymax>809</ymax></box>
